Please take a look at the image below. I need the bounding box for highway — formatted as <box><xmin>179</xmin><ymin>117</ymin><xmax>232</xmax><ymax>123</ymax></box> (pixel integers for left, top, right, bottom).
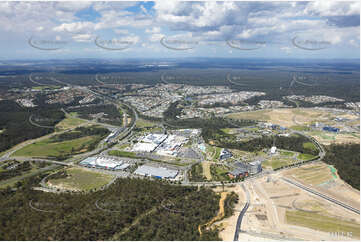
<box><xmin>233</xmin><ymin>184</ymin><xmax>250</xmax><ymax>241</ymax></box>
<box><xmin>282</xmin><ymin>177</ymin><xmax>360</xmax><ymax>215</ymax></box>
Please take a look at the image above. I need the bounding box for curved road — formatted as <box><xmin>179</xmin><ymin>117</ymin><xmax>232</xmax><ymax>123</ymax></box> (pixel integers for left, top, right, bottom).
<box><xmin>233</xmin><ymin>184</ymin><xmax>250</xmax><ymax>241</ymax></box>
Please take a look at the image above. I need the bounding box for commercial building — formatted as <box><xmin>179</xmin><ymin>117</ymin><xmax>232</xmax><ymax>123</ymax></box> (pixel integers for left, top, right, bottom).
<box><xmin>80</xmin><ymin>156</ymin><xmax>130</xmax><ymax>170</ymax></box>
<box><xmin>156</xmin><ymin>134</ymin><xmax>188</xmax><ymax>156</ymax></box>
<box><xmin>132</xmin><ymin>132</ymin><xmax>189</xmax><ymax>157</ymax></box>
<box><xmin>132</xmin><ymin>133</ymin><xmax>168</xmax><ymax>152</ymax></box>
<box><xmin>134</xmin><ymin>165</ymin><xmax>179</xmax><ymax>179</ymax></box>
<box><xmin>219</xmin><ymin>148</ymin><xmax>232</xmax><ymax>160</ymax></box>
<box><xmin>132</xmin><ymin>142</ymin><xmax>158</xmax><ymax>152</ymax></box>
<box><xmin>248</xmin><ymin>160</ymin><xmax>262</xmax><ymax>175</ymax></box>
<box><xmin>228</xmin><ymin>168</ymin><xmax>248</xmax><ymax>179</ymax></box>
<box><xmin>323</xmin><ymin>126</ymin><xmax>340</xmax><ymax>133</ymax></box>
<box><xmin>142</xmin><ymin>133</ymin><xmax>168</xmax><ymax>144</ymax></box>
<box><xmin>228</xmin><ymin>160</ymin><xmax>262</xmax><ymax>179</ymax></box>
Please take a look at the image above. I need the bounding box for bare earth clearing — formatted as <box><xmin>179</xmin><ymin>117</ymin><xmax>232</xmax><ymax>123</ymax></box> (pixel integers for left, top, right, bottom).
<box><xmin>216</xmin><ymin>163</ymin><xmax>360</xmax><ymax>241</ymax></box>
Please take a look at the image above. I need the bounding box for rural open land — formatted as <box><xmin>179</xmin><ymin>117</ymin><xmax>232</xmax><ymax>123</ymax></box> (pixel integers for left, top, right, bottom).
<box><xmin>216</xmin><ymin>162</ymin><xmax>360</xmax><ymax>241</ymax></box>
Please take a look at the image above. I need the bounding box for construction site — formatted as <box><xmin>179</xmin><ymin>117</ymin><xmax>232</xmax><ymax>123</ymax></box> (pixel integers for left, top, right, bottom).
<box><xmin>215</xmin><ymin>162</ymin><xmax>360</xmax><ymax>241</ymax></box>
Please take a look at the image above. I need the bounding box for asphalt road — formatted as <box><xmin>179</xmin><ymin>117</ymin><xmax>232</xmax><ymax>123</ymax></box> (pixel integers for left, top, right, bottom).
<box><xmin>234</xmin><ymin>184</ymin><xmax>250</xmax><ymax>241</ymax></box>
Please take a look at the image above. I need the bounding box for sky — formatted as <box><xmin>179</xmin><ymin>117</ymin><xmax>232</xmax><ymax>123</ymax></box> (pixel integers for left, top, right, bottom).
<box><xmin>0</xmin><ymin>1</ymin><xmax>360</xmax><ymax>60</ymax></box>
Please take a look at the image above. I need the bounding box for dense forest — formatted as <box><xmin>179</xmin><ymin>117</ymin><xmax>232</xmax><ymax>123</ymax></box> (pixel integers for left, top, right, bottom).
<box><xmin>323</xmin><ymin>143</ymin><xmax>360</xmax><ymax>190</ymax></box>
<box><xmin>0</xmin><ymin>100</ymin><xmax>64</xmax><ymax>153</ymax></box>
<box><xmin>0</xmin><ymin>176</ymin><xmax>222</xmax><ymax>240</ymax></box>
<box><xmin>202</xmin><ymin>128</ymin><xmax>319</xmax><ymax>155</ymax></box>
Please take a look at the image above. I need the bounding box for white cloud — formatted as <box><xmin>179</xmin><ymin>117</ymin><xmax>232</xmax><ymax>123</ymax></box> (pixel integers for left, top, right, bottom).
<box><xmin>72</xmin><ymin>33</ymin><xmax>93</xmax><ymax>42</ymax></box>
<box><xmin>146</xmin><ymin>27</ymin><xmax>161</xmax><ymax>34</ymax></box>
<box><xmin>114</xmin><ymin>29</ymin><xmax>129</xmax><ymax>35</ymax></box>
<box><xmin>280</xmin><ymin>46</ymin><xmax>291</xmax><ymax>54</ymax></box>
<box><xmin>53</xmin><ymin>21</ymin><xmax>94</xmax><ymax>34</ymax></box>
<box><xmin>149</xmin><ymin>33</ymin><xmax>164</xmax><ymax>42</ymax></box>
<box><xmin>305</xmin><ymin>1</ymin><xmax>360</xmax><ymax>17</ymax></box>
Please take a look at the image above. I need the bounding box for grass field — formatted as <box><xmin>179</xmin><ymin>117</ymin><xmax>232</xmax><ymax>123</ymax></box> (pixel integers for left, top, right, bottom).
<box><xmin>12</xmin><ymin>135</ymin><xmax>100</xmax><ymax>158</ymax></box>
<box><xmin>48</xmin><ymin>167</ymin><xmax>114</xmax><ymax>191</ymax></box>
<box><xmin>33</xmin><ymin>85</ymin><xmax>61</xmax><ymax>90</ymax></box>
<box><xmin>280</xmin><ymin>150</ymin><xmax>295</xmax><ymax>157</ymax></box>
<box><xmin>214</xmin><ymin>147</ymin><xmax>222</xmax><ymax>160</ymax></box>
<box><xmin>108</xmin><ymin>150</ymin><xmax>138</xmax><ymax>158</ymax></box>
<box><xmin>136</xmin><ymin>118</ymin><xmax>159</xmax><ymax>128</ymax></box>
<box><xmin>262</xmin><ymin>156</ymin><xmax>297</xmax><ymax>170</ymax></box>
<box><xmin>303</xmin><ymin>142</ymin><xmax>318</xmax><ymax>153</ymax></box>
<box><xmin>56</xmin><ymin>116</ymin><xmax>87</xmax><ymax>130</ymax></box>
<box><xmin>210</xmin><ymin>164</ymin><xmax>230</xmax><ymax>181</ymax></box>
<box><xmin>286</xmin><ymin>210</ymin><xmax>360</xmax><ymax>238</ymax></box>
<box><xmin>115</xmin><ymin>143</ymin><xmax>130</xmax><ymax>150</ymax></box>
<box><xmin>297</xmin><ymin>153</ymin><xmax>318</xmax><ymax>161</ymax></box>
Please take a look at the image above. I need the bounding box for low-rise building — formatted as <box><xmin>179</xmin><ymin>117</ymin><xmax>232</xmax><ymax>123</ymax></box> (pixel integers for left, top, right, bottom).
<box><xmin>134</xmin><ymin>165</ymin><xmax>178</xmax><ymax>179</ymax></box>
<box><xmin>219</xmin><ymin>148</ymin><xmax>232</xmax><ymax>160</ymax></box>
<box><xmin>228</xmin><ymin>160</ymin><xmax>262</xmax><ymax>179</ymax></box>
<box><xmin>248</xmin><ymin>160</ymin><xmax>262</xmax><ymax>175</ymax></box>
<box><xmin>80</xmin><ymin>156</ymin><xmax>130</xmax><ymax>170</ymax></box>
<box><xmin>228</xmin><ymin>168</ymin><xmax>248</xmax><ymax>179</ymax></box>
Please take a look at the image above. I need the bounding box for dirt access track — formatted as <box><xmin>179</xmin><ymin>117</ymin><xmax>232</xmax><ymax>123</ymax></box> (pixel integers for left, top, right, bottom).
<box><xmin>199</xmin><ymin>191</ymin><xmax>228</xmax><ymax>236</ymax></box>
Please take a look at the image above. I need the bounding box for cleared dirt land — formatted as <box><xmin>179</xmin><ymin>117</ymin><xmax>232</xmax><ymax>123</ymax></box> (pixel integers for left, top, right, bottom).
<box><xmin>202</xmin><ymin>161</ymin><xmax>212</xmax><ymax>180</ymax></box>
<box><xmin>284</xmin><ymin>163</ymin><xmax>336</xmax><ymax>186</ymax></box>
<box><xmin>48</xmin><ymin>167</ymin><xmax>114</xmax><ymax>191</ymax></box>
<box><xmin>283</xmin><ymin>162</ymin><xmax>360</xmax><ymax>211</ymax></box>
<box><xmin>227</xmin><ymin>108</ymin><xmax>360</xmax><ymax>145</ymax></box>
<box><xmin>306</xmin><ymin>130</ymin><xmax>360</xmax><ymax>145</ymax></box>
<box><xmin>228</xmin><ymin>108</ymin><xmax>357</xmax><ymax>127</ymax></box>
<box><xmin>213</xmin><ymin>185</ymin><xmax>246</xmax><ymax>241</ymax></box>
<box><xmin>216</xmin><ymin>170</ymin><xmax>360</xmax><ymax>241</ymax></box>
<box><xmin>227</xmin><ymin>108</ymin><xmax>323</xmax><ymax>128</ymax></box>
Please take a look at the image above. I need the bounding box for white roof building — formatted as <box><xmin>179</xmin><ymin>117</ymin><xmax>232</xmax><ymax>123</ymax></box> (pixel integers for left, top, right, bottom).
<box><xmin>80</xmin><ymin>156</ymin><xmax>129</xmax><ymax>170</ymax></box>
<box><xmin>134</xmin><ymin>165</ymin><xmax>178</xmax><ymax>179</ymax></box>
<box><xmin>132</xmin><ymin>142</ymin><xmax>158</xmax><ymax>152</ymax></box>
<box><xmin>142</xmin><ymin>133</ymin><xmax>167</xmax><ymax>144</ymax></box>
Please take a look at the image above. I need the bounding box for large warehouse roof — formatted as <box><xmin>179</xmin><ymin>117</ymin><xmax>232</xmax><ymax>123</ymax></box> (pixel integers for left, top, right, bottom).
<box><xmin>132</xmin><ymin>142</ymin><xmax>158</xmax><ymax>152</ymax></box>
<box><xmin>134</xmin><ymin>165</ymin><xmax>178</xmax><ymax>179</ymax></box>
<box><xmin>142</xmin><ymin>133</ymin><xmax>167</xmax><ymax>144</ymax></box>
<box><xmin>80</xmin><ymin>156</ymin><xmax>129</xmax><ymax>170</ymax></box>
